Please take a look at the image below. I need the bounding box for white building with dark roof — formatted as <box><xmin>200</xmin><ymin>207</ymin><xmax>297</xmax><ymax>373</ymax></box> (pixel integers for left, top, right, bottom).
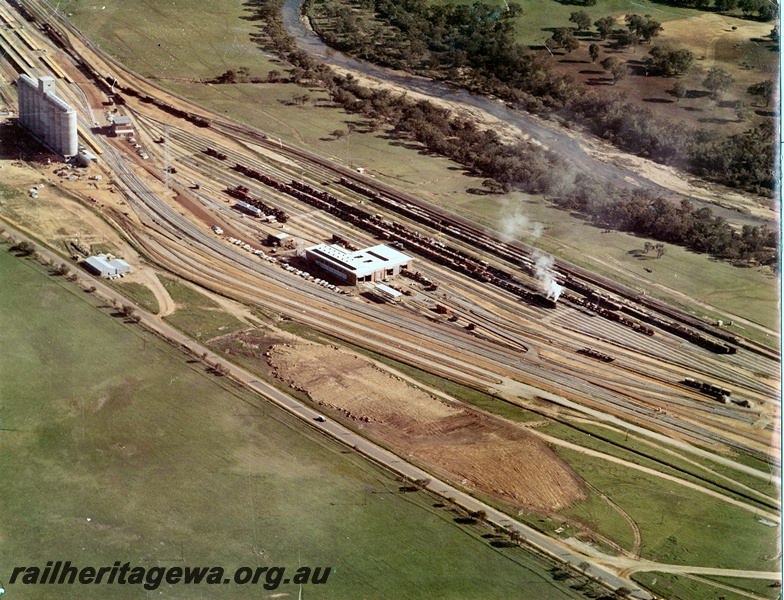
<box><xmin>305</xmin><ymin>243</ymin><xmax>413</xmax><ymax>285</ymax></box>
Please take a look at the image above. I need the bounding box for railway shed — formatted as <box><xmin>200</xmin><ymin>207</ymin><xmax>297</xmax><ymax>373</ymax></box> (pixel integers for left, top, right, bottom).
<box><xmin>371</xmin><ymin>282</ymin><xmax>403</xmax><ymax>303</ymax></box>
<box><xmin>112</xmin><ymin>115</ymin><xmax>133</xmax><ymax>136</ymax></box>
<box><xmin>305</xmin><ymin>243</ymin><xmax>413</xmax><ymax>285</ymax></box>
<box><xmin>83</xmin><ymin>254</ymin><xmax>131</xmax><ymax>278</ymax></box>
<box><xmin>76</xmin><ymin>149</ymin><xmax>97</xmax><ymax>168</ymax></box>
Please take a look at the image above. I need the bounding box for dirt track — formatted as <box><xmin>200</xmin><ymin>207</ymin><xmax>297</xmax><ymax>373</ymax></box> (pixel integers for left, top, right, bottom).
<box><xmin>267</xmin><ymin>341</ymin><xmax>586</xmax><ymax>512</ymax></box>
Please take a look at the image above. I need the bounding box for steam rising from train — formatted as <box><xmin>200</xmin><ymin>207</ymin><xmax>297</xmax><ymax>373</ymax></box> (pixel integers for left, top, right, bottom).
<box><xmin>533</xmin><ymin>251</ymin><xmax>562</xmax><ymax>302</ymax></box>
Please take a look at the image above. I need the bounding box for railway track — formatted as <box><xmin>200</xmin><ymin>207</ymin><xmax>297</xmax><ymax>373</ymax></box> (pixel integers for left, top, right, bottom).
<box><xmin>16</xmin><ymin>0</ymin><xmax>778</xmax><ymax>363</ymax></box>
<box><xmin>129</xmin><ymin>112</ymin><xmax>780</xmax><ymax>450</ymax></box>
<box><xmin>6</xmin><ymin>0</ymin><xmax>779</xmax><ymax>461</ymax></box>
<box><xmin>102</xmin><ymin>131</ymin><xmax>775</xmax><ymax>458</ymax></box>
<box><xmin>120</xmin><ymin>103</ymin><xmax>781</xmax><ymax>370</ymax></box>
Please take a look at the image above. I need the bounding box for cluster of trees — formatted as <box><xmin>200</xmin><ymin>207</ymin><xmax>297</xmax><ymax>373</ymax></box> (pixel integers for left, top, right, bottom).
<box><xmin>547</xmin><ymin>28</ymin><xmax>580</xmax><ymax>53</ymax></box>
<box><xmin>242</xmin><ymin>0</ymin><xmax>297</xmax><ymax>56</ymax></box>
<box><xmin>600</xmin><ymin>56</ymin><xmax>627</xmax><ymax>84</ymax></box>
<box><xmin>244</xmin><ymin>0</ymin><xmax>778</xmax><ymax>263</ymax></box>
<box><xmin>559</xmin><ymin>180</ymin><xmax>778</xmax><ymax>262</ymax></box>
<box><xmin>309</xmin><ymin>0</ymin><xmax>576</xmax><ymax>104</ymax></box>
<box><xmin>568</xmin><ymin>11</ymin><xmax>592</xmax><ymax>31</ymax></box>
<box><xmin>747</xmin><ymin>79</ymin><xmax>774</xmax><ymax>106</ymax></box>
<box><xmin>213</xmin><ymin>66</ymin><xmax>287</xmax><ymax>84</ymax></box>
<box><xmin>570</xmin><ymin>91</ymin><xmax>772</xmax><ymax>193</ymax></box>
<box><xmin>587</xmin><ymin>13</ymin><xmax>663</xmax><ymax>49</ymax></box>
<box><xmin>322</xmin><ymin>74</ymin><xmax>776</xmax><ymax>263</ymax></box>
<box><xmin>689</xmin><ymin>120</ymin><xmax>776</xmax><ymax>191</ymax></box>
<box><xmin>702</xmin><ymin>66</ymin><xmax>735</xmax><ymax>100</ymax></box>
<box><xmin>307</xmin><ymin>0</ymin><xmax>775</xmax><ymax>193</ymax></box>
<box><xmin>213</xmin><ymin>66</ymin><xmax>254</xmax><ymax>84</ymax></box>
<box><xmin>674</xmin><ymin>0</ymin><xmax>777</xmax><ymax>19</ymax></box>
<box><xmin>9</xmin><ymin>240</ymin><xmax>35</xmax><ymax>256</ymax></box>
<box><xmin>646</xmin><ymin>46</ymin><xmax>694</xmax><ymax>76</ymax></box>
<box><xmin>324</xmin><ymin>73</ymin><xmax>568</xmax><ymax>194</ymax></box>
<box><xmin>624</xmin><ymin>14</ymin><xmax>663</xmax><ymax>44</ymax></box>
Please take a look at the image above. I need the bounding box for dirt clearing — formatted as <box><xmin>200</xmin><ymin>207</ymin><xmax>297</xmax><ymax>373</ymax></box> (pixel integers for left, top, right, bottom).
<box><xmin>267</xmin><ymin>341</ymin><xmax>586</xmax><ymax>512</ymax></box>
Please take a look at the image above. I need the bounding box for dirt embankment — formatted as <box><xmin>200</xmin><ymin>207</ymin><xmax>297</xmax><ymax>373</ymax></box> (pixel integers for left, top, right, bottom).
<box><xmin>266</xmin><ymin>341</ymin><xmax>586</xmax><ymax>513</ymax></box>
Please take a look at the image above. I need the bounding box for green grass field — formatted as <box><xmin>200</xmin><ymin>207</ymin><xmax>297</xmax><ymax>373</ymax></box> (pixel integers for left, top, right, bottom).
<box><xmin>552</xmin><ymin>446</ymin><xmax>779</xmax><ymax>571</ymax></box>
<box><xmin>571</xmin><ymin>422</ymin><xmax>780</xmax><ymax>500</ymax></box>
<box><xmin>698</xmin><ymin>574</ymin><xmax>783</xmax><ymax>598</ymax></box>
<box><xmin>424</xmin><ymin>0</ymin><xmax>711</xmax><ymax>46</ymax></box>
<box><xmin>59</xmin><ymin>0</ymin><xmax>265</xmax><ymax>82</ymax></box>
<box><xmin>0</xmin><ymin>246</ymin><xmax>594</xmax><ymax>599</ymax></box>
<box><xmin>540</xmin><ymin>422</ymin><xmax>779</xmax><ymax>504</ymax></box>
<box><xmin>155</xmin><ymin>275</ymin><xmax>248</xmax><ymax>339</ymax></box>
<box><xmin>559</xmin><ymin>487</ymin><xmax>638</xmax><ymax>551</ymax></box>
<box><xmin>157</xmin><ymin>275</ymin><xmax>220</xmax><ymax>308</ymax></box>
<box><xmin>111</xmin><ymin>281</ymin><xmax>160</xmax><ymax>314</ymax></box>
<box><xmin>546</xmin><ymin>421</ymin><xmax>780</xmax><ymax>570</ymax></box>
<box><xmin>632</xmin><ymin>572</ymin><xmax>780</xmax><ymax>600</ymax></box>
<box><xmin>164</xmin><ymin>307</ymin><xmax>248</xmax><ymax>340</ymax></box>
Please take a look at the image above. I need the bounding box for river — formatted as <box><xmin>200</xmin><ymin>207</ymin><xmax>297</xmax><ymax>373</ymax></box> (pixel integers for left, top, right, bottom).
<box><xmin>280</xmin><ymin>0</ymin><xmax>770</xmax><ymax>228</ymax></box>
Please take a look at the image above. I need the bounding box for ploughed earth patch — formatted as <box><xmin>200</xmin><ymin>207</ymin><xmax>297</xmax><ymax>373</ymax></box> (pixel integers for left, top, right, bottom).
<box><xmin>266</xmin><ymin>341</ymin><xmax>586</xmax><ymax>513</ymax></box>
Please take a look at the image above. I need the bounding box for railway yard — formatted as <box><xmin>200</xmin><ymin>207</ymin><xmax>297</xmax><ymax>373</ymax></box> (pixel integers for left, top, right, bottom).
<box><xmin>0</xmin><ymin>0</ymin><xmax>780</xmax><ymax>598</ymax></box>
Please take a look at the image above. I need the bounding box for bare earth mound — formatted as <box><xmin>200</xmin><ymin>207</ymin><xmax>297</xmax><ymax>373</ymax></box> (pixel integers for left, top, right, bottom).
<box><xmin>267</xmin><ymin>343</ymin><xmax>585</xmax><ymax>512</ymax></box>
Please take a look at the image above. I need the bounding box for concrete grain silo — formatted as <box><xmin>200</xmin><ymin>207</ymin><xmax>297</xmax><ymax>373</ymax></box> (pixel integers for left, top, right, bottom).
<box><xmin>17</xmin><ymin>75</ymin><xmax>78</xmax><ymax>158</ymax></box>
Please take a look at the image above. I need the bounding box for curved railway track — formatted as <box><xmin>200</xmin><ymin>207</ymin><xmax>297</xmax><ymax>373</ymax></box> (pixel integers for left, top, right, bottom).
<box><xmin>7</xmin><ymin>0</ymin><xmax>779</xmax><ymax>462</ymax></box>
<box><xmin>112</xmin><ymin>112</ymin><xmax>780</xmax><ymax>457</ymax></box>
<box><xmin>95</xmin><ymin>127</ymin><xmax>775</xmax><ymax>459</ymax></box>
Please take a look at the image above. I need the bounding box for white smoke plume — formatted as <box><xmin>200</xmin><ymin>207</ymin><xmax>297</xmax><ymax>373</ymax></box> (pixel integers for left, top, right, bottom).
<box><xmin>500</xmin><ymin>203</ymin><xmax>543</xmax><ymax>242</ymax></box>
<box><xmin>295</xmin><ymin>241</ymin><xmax>305</xmax><ymax>258</ymax></box>
<box><xmin>533</xmin><ymin>251</ymin><xmax>562</xmax><ymax>302</ymax></box>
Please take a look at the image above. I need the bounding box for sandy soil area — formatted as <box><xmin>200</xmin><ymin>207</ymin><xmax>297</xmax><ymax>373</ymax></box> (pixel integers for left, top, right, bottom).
<box><xmin>267</xmin><ymin>341</ymin><xmax>586</xmax><ymax>512</ymax></box>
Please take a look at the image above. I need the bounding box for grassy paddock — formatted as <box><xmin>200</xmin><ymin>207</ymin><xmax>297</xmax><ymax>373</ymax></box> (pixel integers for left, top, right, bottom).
<box><xmin>559</xmin><ymin>486</ymin><xmax>637</xmax><ymax>552</ymax></box>
<box><xmin>111</xmin><ymin>281</ymin><xmax>161</xmax><ymax>314</ymax></box>
<box><xmin>163</xmin><ymin>307</ymin><xmax>247</xmax><ymax>340</ymax></box>
<box><xmin>0</xmin><ymin>247</ymin><xmax>590</xmax><ymax>599</ymax></box>
<box><xmin>157</xmin><ymin>274</ymin><xmax>219</xmax><ymax>308</ymax></box>
<box><xmin>698</xmin><ymin>574</ymin><xmax>783</xmax><ymax>598</ymax></box>
<box><xmin>632</xmin><ymin>572</ymin><xmax>778</xmax><ymax>600</ymax></box>
<box><xmin>572</xmin><ymin>422</ymin><xmax>780</xmax><ymax>499</ymax></box>
<box><xmin>56</xmin><ymin>0</ymin><xmax>266</xmax><ymax>81</ymax></box>
<box><xmin>543</xmin><ymin>421</ymin><xmax>779</xmax><ymax>502</ymax></box>
<box><xmin>552</xmin><ymin>446</ymin><xmax>779</xmax><ymax>571</ymax></box>
<box><xmin>156</xmin><ymin>274</ymin><xmax>247</xmax><ymax>338</ymax></box>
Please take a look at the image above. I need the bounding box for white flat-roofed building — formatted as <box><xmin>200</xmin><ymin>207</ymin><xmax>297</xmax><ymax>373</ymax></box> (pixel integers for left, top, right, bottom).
<box><xmin>372</xmin><ymin>282</ymin><xmax>403</xmax><ymax>302</ymax></box>
<box><xmin>305</xmin><ymin>243</ymin><xmax>413</xmax><ymax>285</ymax></box>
